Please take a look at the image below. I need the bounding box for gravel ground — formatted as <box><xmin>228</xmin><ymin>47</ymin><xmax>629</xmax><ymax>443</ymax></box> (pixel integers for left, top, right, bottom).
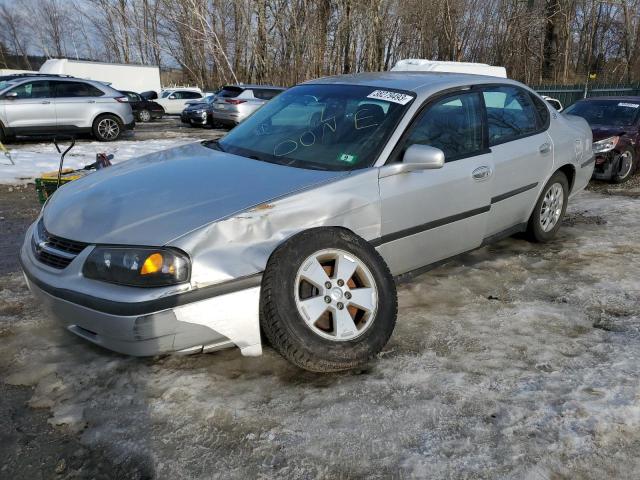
<box><xmin>1</xmin><ymin>134</ymin><xmax>639</xmax><ymax>478</ymax></box>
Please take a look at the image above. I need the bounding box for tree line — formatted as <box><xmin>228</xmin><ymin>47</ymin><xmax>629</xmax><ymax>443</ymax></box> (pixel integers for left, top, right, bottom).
<box><xmin>1</xmin><ymin>0</ymin><xmax>639</xmax><ymax>89</ymax></box>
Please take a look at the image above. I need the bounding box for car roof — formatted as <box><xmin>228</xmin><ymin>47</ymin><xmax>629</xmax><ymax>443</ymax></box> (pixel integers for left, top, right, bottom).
<box><xmin>222</xmin><ymin>84</ymin><xmax>286</xmax><ymax>90</ymax></box>
<box><xmin>574</xmin><ymin>96</ymin><xmax>640</xmax><ymax>102</ymax></box>
<box><xmin>304</xmin><ymin>71</ymin><xmax>526</xmax><ymax>97</ymax></box>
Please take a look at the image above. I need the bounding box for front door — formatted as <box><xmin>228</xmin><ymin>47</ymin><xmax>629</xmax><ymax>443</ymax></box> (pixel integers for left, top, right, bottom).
<box><xmin>2</xmin><ymin>80</ymin><xmax>56</xmax><ymax>131</ymax></box>
<box><xmin>377</xmin><ymin>90</ymin><xmax>494</xmax><ymax>275</ymax></box>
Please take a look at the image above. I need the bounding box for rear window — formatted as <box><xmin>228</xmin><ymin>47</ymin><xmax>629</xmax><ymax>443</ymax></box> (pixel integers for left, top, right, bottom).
<box><xmin>218</xmin><ymin>87</ymin><xmax>243</xmax><ymax>98</ymax></box>
<box><xmin>252</xmin><ymin>89</ymin><xmax>283</xmax><ymax>101</ymax></box>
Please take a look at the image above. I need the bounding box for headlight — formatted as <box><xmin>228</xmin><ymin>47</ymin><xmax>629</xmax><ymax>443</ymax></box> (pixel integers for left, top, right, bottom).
<box><xmin>592</xmin><ymin>136</ymin><xmax>619</xmax><ymax>154</ymax></box>
<box><xmin>83</xmin><ymin>247</ymin><xmax>190</xmax><ymax>287</ymax></box>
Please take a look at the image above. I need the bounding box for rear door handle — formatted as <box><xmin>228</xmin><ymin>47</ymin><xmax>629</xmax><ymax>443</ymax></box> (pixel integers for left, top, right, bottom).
<box><xmin>87</xmin><ymin>100</ymin><xmax>96</xmax><ymax>103</ymax></box>
<box><xmin>472</xmin><ymin>166</ymin><xmax>492</xmax><ymax>181</ymax></box>
<box><xmin>539</xmin><ymin>143</ymin><xmax>551</xmax><ymax>154</ymax></box>
<box><xmin>41</xmin><ymin>100</ymin><xmax>51</xmax><ymax>104</ymax></box>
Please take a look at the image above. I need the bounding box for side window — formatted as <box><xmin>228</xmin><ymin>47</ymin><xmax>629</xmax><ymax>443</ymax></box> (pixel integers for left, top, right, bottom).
<box><xmin>170</xmin><ymin>91</ymin><xmax>183</xmax><ymax>99</ymax></box>
<box><xmin>400</xmin><ymin>92</ymin><xmax>484</xmax><ymax>162</ymax></box>
<box><xmin>483</xmin><ymin>86</ymin><xmax>538</xmax><ymax>145</ymax></box>
<box><xmin>253</xmin><ymin>89</ymin><xmax>282</xmax><ymax>101</ymax></box>
<box><xmin>529</xmin><ymin>93</ymin><xmax>550</xmax><ymax>128</ymax></box>
<box><xmin>55</xmin><ymin>82</ymin><xmax>104</xmax><ymax>97</ymax></box>
<box><xmin>7</xmin><ymin>81</ymin><xmax>52</xmax><ymax>99</ymax></box>
<box><xmin>184</xmin><ymin>91</ymin><xmax>202</xmax><ymax>99</ymax></box>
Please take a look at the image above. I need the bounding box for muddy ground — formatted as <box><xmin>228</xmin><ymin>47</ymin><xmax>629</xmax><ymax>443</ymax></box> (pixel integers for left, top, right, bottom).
<box><xmin>1</xmin><ymin>136</ymin><xmax>640</xmax><ymax>479</ymax></box>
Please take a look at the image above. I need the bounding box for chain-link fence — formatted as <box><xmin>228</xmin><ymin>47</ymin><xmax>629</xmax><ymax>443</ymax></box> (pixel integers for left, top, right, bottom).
<box><xmin>532</xmin><ymin>83</ymin><xmax>640</xmax><ymax>109</ymax></box>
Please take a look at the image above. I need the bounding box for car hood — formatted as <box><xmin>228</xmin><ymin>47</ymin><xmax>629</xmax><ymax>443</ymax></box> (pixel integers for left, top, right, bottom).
<box><xmin>185</xmin><ymin>102</ymin><xmax>208</xmax><ymax>109</ymax></box>
<box><xmin>43</xmin><ymin>142</ymin><xmax>347</xmax><ymax>246</ymax></box>
<box><xmin>591</xmin><ymin>125</ymin><xmax>627</xmax><ymax>142</ymax></box>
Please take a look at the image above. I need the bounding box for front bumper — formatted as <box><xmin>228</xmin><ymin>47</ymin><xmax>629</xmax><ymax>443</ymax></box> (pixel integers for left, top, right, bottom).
<box><xmin>20</xmin><ymin>224</ymin><xmax>262</xmax><ymax>357</ymax></box>
<box><xmin>592</xmin><ymin>151</ymin><xmax>625</xmax><ymax>180</ymax></box>
<box><xmin>181</xmin><ymin>110</ymin><xmax>209</xmax><ymax>126</ymax></box>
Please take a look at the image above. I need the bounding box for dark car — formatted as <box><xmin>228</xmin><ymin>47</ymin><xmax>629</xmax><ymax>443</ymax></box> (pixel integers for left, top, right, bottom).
<box><xmin>180</xmin><ymin>94</ymin><xmax>217</xmax><ymax>127</ymax></box>
<box><xmin>564</xmin><ymin>96</ymin><xmax>640</xmax><ymax>183</ymax></box>
<box><xmin>120</xmin><ymin>90</ymin><xmax>164</xmax><ymax>122</ymax></box>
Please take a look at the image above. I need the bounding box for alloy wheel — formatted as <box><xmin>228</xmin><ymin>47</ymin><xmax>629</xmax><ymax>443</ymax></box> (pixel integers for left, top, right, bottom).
<box><xmin>617</xmin><ymin>151</ymin><xmax>633</xmax><ymax>179</ymax></box>
<box><xmin>539</xmin><ymin>182</ymin><xmax>564</xmax><ymax>232</ymax></box>
<box><xmin>98</xmin><ymin>118</ymin><xmax>120</xmax><ymax>140</ymax></box>
<box><xmin>294</xmin><ymin>249</ymin><xmax>378</xmax><ymax>341</ymax></box>
<box><xmin>139</xmin><ymin>110</ymin><xmax>151</xmax><ymax>122</ymax></box>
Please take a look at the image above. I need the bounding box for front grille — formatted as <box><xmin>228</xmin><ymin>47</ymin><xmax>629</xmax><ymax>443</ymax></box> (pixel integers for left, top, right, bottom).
<box><xmin>32</xmin><ymin>219</ymin><xmax>88</xmax><ymax>269</ymax></box>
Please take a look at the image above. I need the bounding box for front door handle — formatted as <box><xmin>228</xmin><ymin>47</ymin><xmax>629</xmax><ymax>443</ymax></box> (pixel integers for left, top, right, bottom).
<box><xmin>41</xmin><ymin>100</ymin><xmax>51</xmax><ymax>104</ymax></box>
<box><xmin>87</xmin><ymin>100</ymin><xmax>96</xmax><ymax>103</ymax></box>
<box><xmin>539</xmin><ymin>143</ymin><xmax>552</xmax><ymax>154</ymax></box>
<box><xmin>472</xmin><ymin>166</ymin><xmax>492</xmax><ymax>181</ymax></box>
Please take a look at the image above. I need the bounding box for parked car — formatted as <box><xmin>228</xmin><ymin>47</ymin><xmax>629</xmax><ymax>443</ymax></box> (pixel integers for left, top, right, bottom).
<box><xmin>563</xmin><ymin>96</ymin><xmax>639</xmax><ymax>183</ymax></box>
<box><xmin>20</xmin><ymin>72</ymin><xmax>592</xmax><ymax>372</ymax></box>
<box><xmin>120</xmin><ymin>90</ymin><xmax>164</xmax><ymax>122</ymax></box>
<box><xmin>0</xmin><ymin>76</ymin><xmax>135</xmax><ymax>142</ymax></box>
<box><xmin>211</xmin><ymin>85</ymin><xmax>286</xmax><ymax>127</ymax></box>
<box><xmin>155</xmin><ymin>89</ymin><xmax>204</xmax><ymax>115</ymax></box>
<box><xmin>180</xmin><ymin>95</ymin><xmax>217</xmax><ymax>127</ymax></box>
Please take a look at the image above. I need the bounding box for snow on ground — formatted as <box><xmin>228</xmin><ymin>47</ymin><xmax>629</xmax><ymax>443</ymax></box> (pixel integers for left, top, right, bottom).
<box><xmin>1</xmin><ymin>190</ymin><xmax>640</xmax><ymax>479</ymax></box>
<box><xmin>0</xmin><ymin>137</ymin><xmax>199</xmax><ymax>185</ymax></box>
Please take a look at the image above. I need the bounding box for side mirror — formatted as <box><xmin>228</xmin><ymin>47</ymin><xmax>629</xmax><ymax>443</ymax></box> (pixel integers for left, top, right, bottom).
<box><xmin>168</xmin><ymin>94</ymin><xmax>176</xmax><ymax>100</ymax></box>
<box><xmin>4</xmin><ymin>92</ymin><xmax>18</xmax><ymax>100</ymax></box>
<box><xmin>380</xmin><ymin>144</ymin><xmax>445</xmax><ymax>178</ymax></box>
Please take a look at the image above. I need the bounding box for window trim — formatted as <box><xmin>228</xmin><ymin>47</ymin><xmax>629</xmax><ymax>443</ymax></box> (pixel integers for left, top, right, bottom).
<box><xmin>387</xmin><ymin>87</ymin><xmax>490</xmax><ymax>165</ymax></box>
<box><xmin>480</xmin><ymin>84</ymin><xmax>549</xmax><ymax>148</ymax></box>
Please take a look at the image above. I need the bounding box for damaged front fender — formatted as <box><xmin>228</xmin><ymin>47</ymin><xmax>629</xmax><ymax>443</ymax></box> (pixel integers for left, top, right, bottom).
<box><xmin>170</xmin><ymin>168</ymin><xmax>382</xmax><ymax>289</ymax></box>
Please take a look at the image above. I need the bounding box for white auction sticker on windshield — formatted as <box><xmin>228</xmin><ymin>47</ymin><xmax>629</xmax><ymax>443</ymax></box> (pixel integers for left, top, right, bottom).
<box><xmin>367</xmin><ymin>90</ymin><xmax>413</xmax><ymax>105</ymax></box>
<box><xmin>618</xmin><ymin>102</ymin><xmax>639</xmax><ymax>108</ymax></box>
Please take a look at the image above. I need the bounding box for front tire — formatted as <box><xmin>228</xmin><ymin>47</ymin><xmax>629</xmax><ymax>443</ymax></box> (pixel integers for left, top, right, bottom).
<box><xmin>260</xmin><ymin>228</ymin><xmax>397</xmax><ymax>372</ymax></box>
<box><xmin>93</xmin><ymin>114</ymin><xmax>123</xmax><ymax>142</ymax></box>
<box><xmin>611</xmin><ymin>148</ymin><xmax>635</xmax><ymax>184</ymax></box>
<box><xmin>526</xmin><ymin>171</ymin><xmax>569</xmax><ymax>243</ymax></box>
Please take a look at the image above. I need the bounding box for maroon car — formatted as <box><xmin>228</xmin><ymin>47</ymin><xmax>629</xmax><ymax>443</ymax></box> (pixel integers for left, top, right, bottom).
<box><xmin>564</xmin><ymin>96</ymin><xmax>640</xmax><ymax>183</ymax></box>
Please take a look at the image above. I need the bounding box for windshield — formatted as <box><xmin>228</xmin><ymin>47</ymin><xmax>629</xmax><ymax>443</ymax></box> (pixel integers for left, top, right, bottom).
<box><xmin>564</xmin><ymin>100</ymin><xmax>640</xmax><ymax>127</ymax></box>
<box><xmin>211</xmin><ymin>84</ymin><xmax>414</xmax><ymax>171</ymax></box>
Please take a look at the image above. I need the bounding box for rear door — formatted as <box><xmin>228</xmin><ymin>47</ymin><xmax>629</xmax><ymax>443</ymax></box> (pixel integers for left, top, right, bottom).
<box><xmin>481</xmin><ymin>85</ymin><xmax>553</xmax><ymax>237</ymax></box>
<box><xmin>53</xmin><ymin>81</ymin><xmax>106</xmax><ymax>127</ymax></box>
<box><xmin>377</xmin><ymin>90</ymin><xmax>494</xmax><ymax>275</ymax></box>
<box><xmin>1</xmin><ymin>80</ymin><xmax>56</xmax><ymax>131</ymax></box>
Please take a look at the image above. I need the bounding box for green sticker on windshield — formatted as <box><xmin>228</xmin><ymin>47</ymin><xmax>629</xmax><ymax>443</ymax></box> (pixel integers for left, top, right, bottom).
<box><xmin>337</xmin><ymin>153</ymin><xmax>358</xmax><ymax>164</ymax></box>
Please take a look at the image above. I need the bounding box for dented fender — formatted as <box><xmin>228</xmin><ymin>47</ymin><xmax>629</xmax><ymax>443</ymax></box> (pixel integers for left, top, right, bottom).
<box><xmin>170</xmin><ymin>168</ymin><xmax>382</xmax><ymax>288</ymax></box>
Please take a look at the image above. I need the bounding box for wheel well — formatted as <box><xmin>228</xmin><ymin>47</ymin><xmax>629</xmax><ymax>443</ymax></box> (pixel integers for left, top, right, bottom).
<box><xmin>557</xmin><ymin>164</ymin><xmax>576</xmax><ymax>194</ymax></box>
<box><xmin>92</xmin><ymin>112</ymin><xmax>124</xmax><ymax>127</ymax></box>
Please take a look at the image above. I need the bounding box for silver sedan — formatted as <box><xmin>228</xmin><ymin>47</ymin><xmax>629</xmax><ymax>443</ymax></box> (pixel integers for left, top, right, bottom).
<box><xmin>20</xmin><ymin>72</ymin><xmax>594</xmax><ymax>372</ymax></box>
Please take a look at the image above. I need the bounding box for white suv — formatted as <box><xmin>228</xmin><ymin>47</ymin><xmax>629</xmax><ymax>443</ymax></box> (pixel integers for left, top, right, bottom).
<box><xmin>155</xmin><ymin>89</ymin><xmax>204</xmax><ymax>114</ymax></box>
<box><xmin>0</xmin><ymin>76</ymin><xmax>135</xmax><ymax>142</ymax></box>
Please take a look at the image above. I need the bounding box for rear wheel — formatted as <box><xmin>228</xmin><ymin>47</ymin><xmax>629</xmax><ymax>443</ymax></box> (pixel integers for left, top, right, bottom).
<box><xmin>138</xmin><ymin>109</ymin><xmax>152</xmax><ymax>122</ymax></box>
<box><xmin>526</xmin><ymin>171</ymin><xmax>569</xmax><ymax>243</ymax></box>
<box><xmin>93</xmin><ymin>114</ymin><xmax>123</xmax><ymax>141</ymax></box>
<box><xmin>611</xmin><ymin>148</ymin><xmax>635</xmax><ymax>184</ymax></box>
<box><xmin>260</xmin><ymin>228</ymin><xmax>397</xmax><ymax>372</ymax></box>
